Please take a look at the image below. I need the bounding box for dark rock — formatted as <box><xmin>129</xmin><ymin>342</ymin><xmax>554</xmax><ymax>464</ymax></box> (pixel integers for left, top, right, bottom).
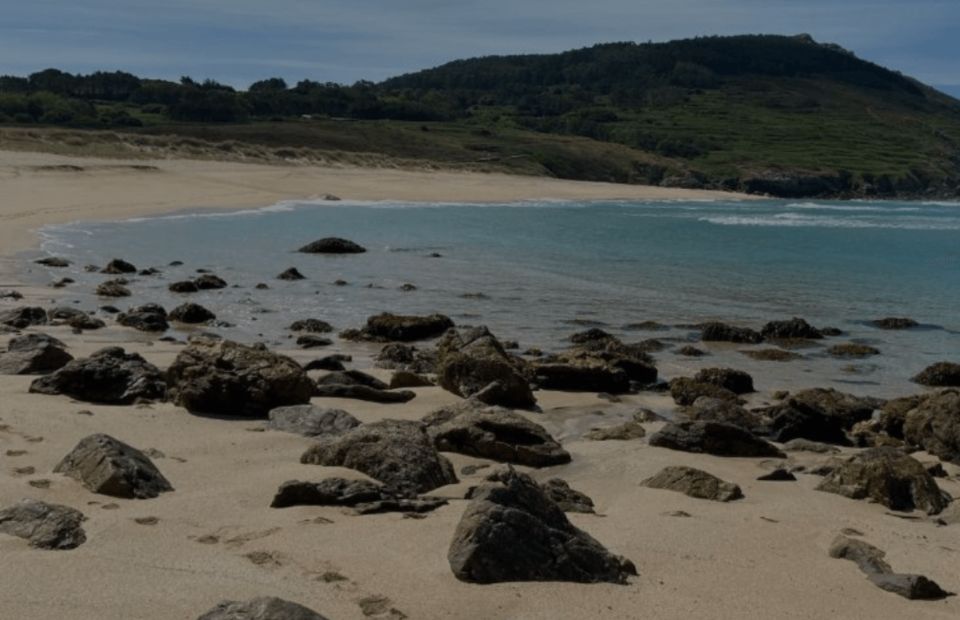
<box><xmin>298</xmin><ymin>237</ymin><xmax>366</xmax><ymax>254</ymax></box>
<box><xmin>585</xmin><ymin>417</ymin><xmax>647</xmax><ymax>441</ymax></box>
<box><xmin>267</xmin><ymin>405</ymin><xmax>360</xmax><ymax>437</ymax></box>
<box><xmin>829</xmin><ymin>343</ymin><xmax>881</xmax><ymax>358</ymax></box>
<box><xmin>872</xmin><ymin>317</ymin><xmax>918</xmax><ymax>330</ymax></box>
<box><xmin>757</xmin><ymin>468</ymin><xmax>796</xmax><ymax>481</ymax></box>
<box><xmin>903</xmin><ymin>389</ymin><xmax>960</xmax><ymax>463</ymax></box>
<box><xmin>642</xmin><ymin>466</ymin><xmax>744</xmax><ymax>501</ymax></box>
<box><xmin>669</xmin><ymin>377</ymin><xmax>739</xmax><ymax>406</ymax></box>
<box><xmin>829</xmin><ymin>535</ymin><xmax>892</xmax><ymax>574</ymax></box>
<box><xmin>694</xmin><ymin>367</ymin><xmax>754</xmax><ymax>394</ymax></box>
<box><xmin>54</xmin><ymin>433</ymin><xmax>173</xmax><ymax>499</ymax></box>
<box><xmin>0</xmin><ymin>306</ymin><xmax>48</xmax><ymax>328</ymax></box>
<box><xmin>534</xmin><ymin>362</ymin><xmax>631</xmax><ymax>394</ymax></box>
<box><xmin>301</xmin><ymin>419</ymin><xmax>457</xmax><ymax>496</ymax></box>
<box><xmin>118</xmin><ymin>304</ymin><xmax>169</xmax><ymax>332</ymax></box>
<box><xmin>194</xmin><ymin>274</ymin><xmax>227</xmax><ymax>290</ymax></box>
<box><xmin>30</xmin><ymin>347</ymin><xmax>166</xmax><ymax>404</ymax></box>
<box><xmin>700</xmin><ymin>322</ymin><xmax>762</xmax><ymax>344</ymax></box>
<box><xmin>296</xmin><ymin>335</ymin><xmax>332</xmax><ymax>349</ymax></box>
<box><xmin>96</xmin><ymin>280</ymin><xmax>131</xmax><ymax>298</ymax></box>
<box><xmin>35</xmin><ymin>257</ymin><xmax>71</xmax><ymax>267</ymax></box>
<box><xmin>0</xmin><ymin>499</ymin><xmax>87</xmax><ymax>550</ymax></box>
<box><xmin>313</xmin><ymin>384</ymin><xmax>415</xmax><ymax>403</ymax></box>
<box><xmin>67</xmin><ymin>315</ymin><xmax>106</xmax><ymax>331</ymax></box>
<box><xmin>829</xmin><ymin>535</ymin><xmax>951</xmax><ymax>600</ymax></box>
<box><xmin>436</xmin><ymin>327</ymin><xmax>535</xmax><ymax>409</ymax></box>
<box><xmin>354</xmin><ymin>312</ymin><xmax>454</xmax><ymax>342</ymax></box>
<box><xmin>912</xmin><ymin>362</ymin><xmax>960</xmax><ymax>387</ymax></box>
<box><xmin>448</xmin><ymin>468</ymin><xmax>635</xmax><ymax>584</ymax></box>
<box><xmin>197</xmin><ymin>597</ymin><xmax>329</xmax><ymax>620</ymax></box>
<box><xmin>569</xmin><ymin>328</ymin><xmax>616</xmax><ymax>345</ymax></box>
<box><xmin>374</xmin><ymin>343</ymin><xmax>436</xmax><ymax>374</ymax></box>
<box><xmin>765</xmin><ymin>388</ymin><xmax>881</xmax><ymax>445</ymax></box>
<box><xmin>277</xmin><ymin>267</ymin><xmax>306</xmax><ymax>281</ymax></box>
<box><xmin>254</xmin><ymin>283</ymin><xmax>269</xmax><ymax>290</ymax></box>
<box><xmin>0</xmin><ymin>333</ymin><xmax>73</xmax><ymax>375</ymax></box>
<box><xmin>649</xmin><ymin>421</ymin><xmax>785</xmax><ymax>458</ymax></box>
<box><xmin>168</xmin><ymin>280</ymin><xmax>199</xmax><ymax>293</ymax></box>
<box><xmin>677</xmin><ymin>345</ymin><xmax>707</xmax><ymax>357</ymax></box>
<box><xmin>101</xmin><ymin>258</ymin><xmax>137</xmax><ymax>274</ymax></box>
<box><xmin>289</xmin><ymin>319</ymin><xmax>333</xmax><ymax>333</ymax></box>
<box><xmin>270</xmin><ymin>478</ymin><xmax>446</xmax><ymax>514</ymax></box>
<box><xmin>167</xmin><ymin>338</ymin><xmax>314</xmax><ymax>417</ymax></box>
<box><xmin>399</xmin><ymin>283</ymin><xmax>417</xmax><ymax>291</ymax></box>
<box><xmin>425</xmin><ymin>406</ymin><xmax>570</xmax><ymax>467</ymax></box>
<box><xmin>389</xmin><ymin>370</ymin><xmax>433</xmax><ymax>389</ymax></box>
<box><xmin>542</xmin><ymin>478</ymin><xmax>595</xmax><ymax>513</ymax></box>
<box><xmin>761</xmin><ymin>317</ymin><xmax>822</xmax><ymax>340</ymax></box>
<box><xmin>0</xmin><ymin>289</ymin><xmax>24</xmax><ymax>300</ymax></box>
<box><xmin>684</xmin><ymin>397</ymin><xmax>766</xmax><ymax>434</ymax></box>
<box><xmin>139</xmin><ymin>268</ymin><xmax>161</xmax><ymax>276</ymax></box>
<box><xmin>316</xmin><ymin>370</ymin><xmax>387</xmax><ymax>390</ymax></box>
<box><xmin>782</xmin><ymin>438</ymin><xmax>841</xmax><ymax>454</ymax></box>
<box><xmin>742</xmin><ymin>348</ymin><xmax>803</xmax><ymax>362</ymax></box>
<box><xmin>816</xmin><ymin>447</ymin><xmax>950</xmax><ymax>514</ymax></box>
<box><xmin>303</xmin><ymin>355</ymin><xmax>349</xmax><ymax>371</ymax></box>
<box><xmin>169</xmin><ymin>303</ymin><xmax>216</xmax><ymax>324</ymax></box>
<box><xmin>869</xmin><ymin>574</ymin><xmax>952</xmax><ymax>600</ymax></box>
<box><xmin>50</xmin><ymin>277</ymin><xmax>74</xmax><ymax>288</ymax></box>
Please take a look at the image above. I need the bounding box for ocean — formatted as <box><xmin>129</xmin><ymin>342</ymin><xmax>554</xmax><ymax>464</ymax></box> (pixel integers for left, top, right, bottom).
<box><xmin>27</xmin><ymin>198</ymin><xmax>960</xmax><ymax>398</ymax></box>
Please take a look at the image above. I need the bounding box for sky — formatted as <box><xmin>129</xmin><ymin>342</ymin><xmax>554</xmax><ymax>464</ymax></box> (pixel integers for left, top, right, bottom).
<box><xmin>2</xmin><ymin>0</ymin><xmax>958</xmax><ymax>97</ymax></box>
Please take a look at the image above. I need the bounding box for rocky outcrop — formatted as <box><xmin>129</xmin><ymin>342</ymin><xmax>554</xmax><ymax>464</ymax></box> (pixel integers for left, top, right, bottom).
<box><xmin>197</xmin><ymin>597</ymin><xmax>330</xmax><ymax>620</ymax></box>
<box><xmin>425</xmin><ymin>406</ymin><xmax>570</xmax><ymax>467</ymax></box>
<box><xmin>436</xmin><ymin>327</ymin><xmax>535</xmax><ymax>409</ymax></box>
<box><xmin>700</xmin><ymin>322</ymin><xmax>762</xmax><ymax>344</ymax></box>
<box><xmin>169</xmin><ymin>303</ymin><xmax>216</xmax><ymax>324</ymax></box>
<box><xmin>649</xmin><ymin>421</ymin><xmax>785</xmax><ymax>458</ymax></box>
<box><xmin>301</xmin><ymin>420</ymin><xmax>457</xmax><ymax>496</ymax></box>
<box><xmin>816</xmin><ymin>447</ymin><xmax>950</xmax><ymax>514</ymax></box>
<box><xmin>29</xmin><ymin>347</ymin><xmax>167</xmax><ymax>404</ymax></box>
<box><xmin>829</xmin><ymin>535</ymin><xmax>951</xmax><ymax>600</ymax></box>
<box><xmin>0</xmin><ymin>333</ymin><xmax>73</xmax><ymax>375</ymax></box>
<box><xmin>117</xmin><ymin>304</ymin><xmax>169</xmax><ymax>332</ymax></box>
<box><xmin>54</xmin><ymin>434</ymin><xmax>173</xmax><ymax>499</ymax></box>
<box><xmin>761</xmin><ymin>317</ymin><xmax>822</xmax><ymax>340</ymax></box>
<box><xmin>694</xmin><ymin>367</ymin><xmax>755</xmax><ymax>394</ymax></box>
<box><xmin>448</xmin><ymin>469</ymin><xmax>635</xmax><ymax>584</ymax></box>
<box><xmin>642</xmin><ymin>466</ymin><xmax>743</xmax><ymax>502</ymax></box>
<box><xmin>902</xmin><ymin>389</ymin><xmax>960</xmax><ymax>464</ymax></box>
<box><xmin>0</xmin><ymin>306</ymin><xmax>47</xmax><ymax>329</ymax></box>
<box><xmin>167</xmin><ymin>338</ymin><xmax>314</xmax><ymax>417</ymax></box>
<box><xmin>298</xmin><ymin>237</ymin><xmax>366</xmax><ymax>254</ymax></box>
<box><xmin>0</xmin><ymin>499</ymin><xmax>87</xmax><ymax>550</ymax></box>
<box><xmin>270</xmin><ymin>478</ymin><xmax>446</xmax><ymax>514</ymax></box>
<box><xmin>267</xmin><ymin>405</ymin><xmax>360</xmax><ymax>438</ymax></box>
<box><xmin>912</xmin><ymin>362</ymin><xmax>960</xmax><ymax>387</ymax></box>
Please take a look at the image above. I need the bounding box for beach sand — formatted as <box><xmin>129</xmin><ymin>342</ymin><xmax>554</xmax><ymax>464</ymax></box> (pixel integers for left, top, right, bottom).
<box><xmin>1</xmin><ymin>150</ymin><xmax>958</xmax><ymax>619</ymax></box>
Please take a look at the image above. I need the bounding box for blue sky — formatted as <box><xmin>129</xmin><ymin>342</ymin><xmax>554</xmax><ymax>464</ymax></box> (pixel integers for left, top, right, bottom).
<box><xmin>2</xmin><ymin>0</ymin><xmax>958</xmax><ymax>97</ymax></box>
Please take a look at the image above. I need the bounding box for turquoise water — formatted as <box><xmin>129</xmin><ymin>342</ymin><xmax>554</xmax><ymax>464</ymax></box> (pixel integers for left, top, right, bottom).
<box><xmin>30</xmin><ymin>198</ymin><xmax>960</xmax><ymax>397</ymax></box>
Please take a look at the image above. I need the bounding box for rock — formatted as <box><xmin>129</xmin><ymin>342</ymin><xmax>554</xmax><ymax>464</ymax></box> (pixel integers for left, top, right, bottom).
<box><xmin>289</xmin><ymin>319</ymin><xmax>333</xmax><ymax>333</ymax></box>
<box><xmin>677</xmin><ymin>345</ymin><xmax>707</xmax><ymax>357</ymax></box>
<box><xmin>829</xmin><ymin>535</ymin><xmax>951</xmax><ymax>600</ymax></box>
<box><xmin>829</xmin><ymin>343</ymin><xmax>881</xmax><ymax>358</ymax></box>
<box><xmin>448</xmin><ymin>468</ymin><xmax>635</xmax><ymax>584</ymax></box>
<box><xmin>684</xmin><ymin>397</ymin><xmax>766</xmax><ymax>434</ymax></box>
<box><xmin>872</xmin><ymin>317</ymin><xmax>918</xmax><ymax>330</ymax></box>
<box><xmin>389</xmin><ymin>370</ymin><xmax>433</xmax><ymax>388</ymax></box>
<box><xmin>354</xmin><ymin>312</ymin><xmax>454</xmax><ymax>342</ymax></box>
<box><xmin>197</xmin><ymin>597</ymin><xmax>329</xmax><ymax>620</ymax></box>
<box><xmin>270</xmin><ymin>478</ymin><xmax>446</xmax><ymax>514</ymax></box>
<box><xmin>96</xmin><ymin>280</ymin><xmax>131</xmax><ymax>297</ymax></box>
<box><xmin>117</xmin><ymin>304</ymin><xmax>169</xmax><ymax>332</ymax></box>
<box><xmin>436</xmin><ymin>327</ymin><xmax>536</xmax><ymax>409</ymax></box>
<box><xmin>694</xmin><ymin>367</ymin><xmax>754</xmax><ymax>394</ymax></box>
<box><xmin>757</xmin><ymin>468</ymin><xmax>796</xmax><ymax>481</ymax></box>
<box><xmin>314</xmin><ymin>383</ymin><xmax>416</xmax><ymax>403</ymax></box>
<box><xmin>54</xmin><ymin>433</ymin><xmax>173</xmax><ymax>499</ymax></box>
<box><xmin>569</xmin><ymin>328</ymin><xmax>616</xmax><ymax>345</ymax></box>
<box><xmin>541</xmin><ymin>478</ymin><xmax>595</xmax><ymax>513</ymax></box>
<box><xmin>585</xmin><ymin>418</ymin><xmax>647</xmax><ymax>441</ymax></box>
<box><xmin>167</xmin><ymin>338</ymin><xmax>314</xmax><ymax>417</ymax></box>
<box><xmin>36</xmin><ymin>257</ymin><xmax>71</xmax><ymax>267</ymax></box>
<box><xmin>741</xmin><ymin>348</ymin><xmax>803</xmax><ymax>362</ymax></box>
<box><xmin>303</xmin><ymin>355</ymin><xmax>350</xmax><ymax>372</ymax></box>
<box><xmin>0</xmin><ymin>333</ymin><xmax>73</xmax><ymax>375</ymax></box>
<box><xmin>876</xmin><ymin>395</ymin><xmax>926</xmax><ymax>439</ymax></box>
<box><xmin>168</xmin><ymin>280</ymin><xmax>199</xmax><ymax>293</ymax></box>
<box><xmin>425</xmin><ymin>407</ymin><xmax>570</xmax><ymax>467</ymax></box>
<box><xmin>374</xmin><ymin>343</ymin><xmax>436</xmax><ymax>374</ymax></box>
<box><xmin>765</xmin><ymin>388</ymin><xmax>881</xmax><ymax>445</ymax></box>
<box><xmin>298</xmin><ymin>237</ymin><xmax>366</xmax><ymax>254</ymax></box>
<box><xmin>316</xmin><ymin>370</ymin><xmax>388</xmax><ymax>389</ymax></box>
<box><xmin>642</xmin><ymin>466</ymin><xmax>744</xmax><ymax>501</ymax></box>
<box><xmin>67</xmin><ymin>314</ymin><xmax>105</xmax><ymax>331</ymax></box>
<box><xmin>816</xmin><ymin>447</ymin><xmax>950</xmax><ymax>514</ymax></box>
<box><xmin>0</xmin><ymin>499</ymin><xmax>87</xmax><ymax>550</ymax></box>
<box><xmin>0</xmin><ymin>289</ymin><xmax>23</xmax><ymax>300</ymax></box>
<box><xmin>0</xmin><ymin>306</ymin><xmax>47</xmax><ymax>328</ymax></box>
<box><xmin>761</xmin><ymin>317</ymin><xmax>822</xmax><ymax>340</ymax></box>
<box><xmin>296</xmin><ymin>335</ymin><xmax>332</xmax><ymax>349</ymax></box>
<box><xmin>533</xmin><ymin>362</ymin><xmax>631</xmax><ymax>393</ymax></box>
<box><xmin>169</xmin><ymin>303</ymin><xmax>216</xmax><ymax>324</ymax></box>
<box><xmin>669</xmin><ymin>377</ymin><xmax>739</xmax><ymax>406</ymax></box>
<box><xmin>912</xmin><ymin>362</ymin><xmax>960</xmax><ymax>387</ymax></box>
<box><xmin>869</xmin><ymin>573</ymin><xmax>952</xmax><ymax>600</ymax></box>
<box><xmin>782</xmin><ymin>438</ymin><xmax>841</xmax><ymax>454</ymax></box>
<box><xmin>101</xmin><ymin>258</ymin><xmax>136</xmax><ymax>274</ymax></box>
<box><xmin>936</xmin><ymin>502</ymin><xmax>960</xmax><ymax>525</ymax></box>
<box><xmin>700</xmin><ymin>322</ymin><xmax>762</xmax><ymax>344</ymax></box>
<box><xmin>649</xmin><ymin>421</ymin><xmax>785</xmax><ymax>458</ymax></box>
<box><xmin>829</xmin><ymin>535</ymin><xmax>892</xmax><ymax>574</ymax></box>
<box><xmin>277</xmin><ymin>267</ymin><xmax>306</xmax><ymax>281</ymax></box>
<box><xmin>902</xmin><ymin>389</ymin><xmax>960</xmax><ymax>463</ymax></box>
<box><xmin>267</xmin><ymin>405</ymin><xmax>360</xmax><ymax>437</ymax></box>
<box><xmin>301</xmin><ymin>420</ymin><xmax>457</xmax><ymax>496</ymax></box>
<box><xmin>194</xmin><ymin>274</ymin><xmax>227</xmax><ymax>290</ymax></box>
<box><xmin>399</xmin><ymin>283</ymin><xmax>417</xmax><ymax>291</ymax></box>
<box><xmin>30</xmin><ymin>347</ymin><xmax>167</xmax><ymax>404</ymax></box>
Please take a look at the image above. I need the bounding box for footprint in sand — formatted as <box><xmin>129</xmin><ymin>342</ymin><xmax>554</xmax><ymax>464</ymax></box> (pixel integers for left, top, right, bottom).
<box><xmin>5</xmin><ymin>450</ymin><xmax>27</xmax><ymax>457</ymax></box>
<box><xmin>134</xmin><ymin>516</ymin><xmax>159</xmax><ymax>526</ymax></box>
<box><xmin>356</xmin><ymin>595</ymin><xmax>407</xmax><ymax>619</ymax></box>
<box><xmin>28</xmin><ymin>479</ymin><xmax>51</xmax><ymax>489</ymax></box>
<box><xmin>12</xmin><ymin>466</ymin><xmax>35</xmax><ymax>476</ymax></box>
<box><xmin>243</xmin><ymin>550</ymin><xmax>284</xmax><ymax>568</ymax></box>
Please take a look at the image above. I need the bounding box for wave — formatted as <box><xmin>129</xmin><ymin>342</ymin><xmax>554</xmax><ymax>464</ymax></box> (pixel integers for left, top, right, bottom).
<box><xmin>701</xmin><ymin>214</ymin><xmax>960</xmax><ymax>230</ymax></box>
<box><xmin>785</xmin><ymin>202</ymin><xmax>921</xmax><ymax>213</ymax></box>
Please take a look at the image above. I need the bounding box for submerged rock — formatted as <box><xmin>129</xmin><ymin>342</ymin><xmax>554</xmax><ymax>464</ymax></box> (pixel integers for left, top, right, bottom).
<box><xmin>29</xmin><ymin>347</ymin><xmax>166</xmax><ymax>404</ymax></box>
<box><xmin>298</xmin><ymin>237</ymin><xmax>366</xmax><ymax>254</ymax></box>
<box><xmin>289</xmin><ymin>319</ymin><xmax>333</xmax><ymax>333</ymax></box>
<box><xmin>0</xmin><ymin>499</ymin><xmax>87</xmax><ymax>550</ymax></box>
<box><xmin>96</xmin><ymin>280</ymin><xmax>131</xmax><ymax>298</ymax></box>
<box><xmin>55</xmin><ymin>433</ymin><xmax>173</xmax><ymax>499</ymax></box>
<box><xmin>829</xmin><ymin>343</ymin><xmax>881</xmax><ymax>358</ymax></box>
<box><xmin>642</xmin><ymin>466</ymin><xmax>743</xmax><ymax>502</ymax></box>
<box><xmin>194</xmin><ymin>274</ymin><xmax>227</xmax><ymax>290</ymax></box>
<box><xmin>871</xmin><ymin>317</ymin><xmax>918</xmax><ymax>330</ymax></box>
<box><xmin>761</xmin><ymin>317</ymin><xmax>822</xmax><ymax>340</ymax></box>
<box><xmin>197</xmin><ymin>597</ymin><xmax>330</xmax><ymax>620</ymax></box>
<box><xmin>700</xmin><ymin>322</ymin><xmax>762</xmax><ymax>344</ymax></box>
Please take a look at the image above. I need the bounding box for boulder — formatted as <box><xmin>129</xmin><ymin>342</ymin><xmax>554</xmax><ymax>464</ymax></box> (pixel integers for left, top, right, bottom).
<box><xmin>29</xmin><ymin>347</ymin><xmax>167</xmax><ymax>404</ymax></box>
<box><xmin>533</xmin><ymin>362</ymin><xmax>631</xmax><ymax>393</ymax></box>
<box><xmin>0</xmin><ymin>499</ymin><xmax>87</xmax><ymax>550</ymax></box>
<box><xmin>902</xmin><ymin>389</ymin><xmax>960</xmax><ymax>464</ymax></box>
<box><xmin>0</xmin><ymin>306</ymin><xmax>47</xmax><ymax>329</ymax></box>
<box><xmin>0</xmin><ymin>333</ymin><xmax>73</xmax><ymax>375</ymax></box>
<box><xmin>168</xmin><ymin>280</ymin><xmax>199</xmax><ymax>293</ymax></box>
<box><xmin>167</xmin><ymin>338</ymin><xmax>314</xmax><ymax>417</ymax></box>
<box><xmin>54</xmin><ymin>433</ymin><xmax>173</xmax><ymax>499</ymax></box>
<box><xmin>313</xmin><ymin>384</ymin><xmax>416</xmax><ymax>403</ymax></box>
<box><xmin>872</xmin><ymin>317</ymin><xmax>918</xmax><ymax>330</ymax></box>
<box><xmin>270</xmin><ymin>478</ymin><xmax>446</xmax><ymax>514</ymax></box>
<box><xmin>197</xmin><ymin>597</ymin><xmax>329</xmax><ymax>620</ymax></box>
<box><xmin>300</xmin><ymin>420</ymin><xmax>457</xmax><ymax>496</ymax></box>
<box><xmin>448</xmin><ymin>469</ymin><xmax>635</xmax><ymax>584</ymax></box>
<box><xmin>761</xmin><ymin>317</ymin><xmax>822</xmax><ymax>340</ymax></box>
<box><xmin>298</xmin><ymin>237</ymin><xmax>366</xmax><ymax>254</ymax></box>
<box><xmin>642</xmin><ymin>466</ymin><xmax>743</xmax><ymax>502</ymax></box>
<box><xmin>101</xmin><ymin>258</ymin><xmax>136</xmax><ymax>274</ymax></box>
<box><xmin>194</xmin><ymin>274</ymin><xmax>227</xmax><ymax>290</ymax></box>
<box><xmin>683</xmin><ymin>397</ymin><xmax>766</xmax><ymax>434</ymax></box>
<box><xmin>700</xmin><ymin>322</ymin><xmax>762</xmax><ymax>344</ymax></box>
<box><xmin>169</xmin><ymin>303</ymin><xmax>216</xmax><ymax>324</ymax></box>
<box><xmin>436</xmin><ymin>327</ymin><xmax>535</xmax><ymax>409</ymax></box>
<box><xmin>694</xmin><ymin>367</ymin><xmax>755</xmax><ymax>394</ymax></box>
<box><xmin>353</xmin><ymin>312</ymin><xmax>454</xmax><ymax>342</ymax></box>
<box><xmin>425</xmin><ymin>407</ymin><xmax>570</xmax><ymax>467</ymax></box>
<box><xmin>649</xmin><ymin>421</ymin><xmax>785</xmax><ymax>458</ymax></box>
<box><xmin>765</xmin><ymin>388</ymin><xmax>881</xmax><ymax>445</ymax></box>
<box><xmin>669</xmin><ymin>377</ymin><xmax>739</xmax><ymax>406</ymax></box>
<box><xmin>389</xmin><ymin>370</ymin><xmax>433</xmax><ymax>388</ymax></box>
<box><xmin>289</xmin><ymin>319</ymin><xmax>333</xmax><ymax>333</ymax></box>
<box><xmin>816</xmin><ymin>447</ymin><xmax>950</xmax><ymax>514</ymax></box>
<box><xmin>267</xmin><ymin>405</ymin><xmax>360</xmax><ymax>438</ymax></box>
<box><xmin>96</xmin><ymin>280</ymin><xmax>131</xmax><ymax>297</ymax></box>
<box><xmin>541</xmin><ymin>478</ymin><xmax>595</xmax><ymax>513</ymax></box>
<box><xmin>117</xmin><ymin>304</ymin><xmax>169</xmax><ymax>332</ymax></box>
<box><xmin>876</xmin><ymin>395</ymin><xmax>927</xmax><ymax>439</ymax></box>
<box><xmin>912</xmin><ymin>362</ymin><xmax>960</xmax><ymax>387</ymax></box>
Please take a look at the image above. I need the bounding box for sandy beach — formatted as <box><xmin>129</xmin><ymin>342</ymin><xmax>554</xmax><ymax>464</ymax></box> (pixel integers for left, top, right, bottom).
<box><xmin>1</xmin><ymin>150</ymin><xmax>958</xmax><ymax>620</ymax></box>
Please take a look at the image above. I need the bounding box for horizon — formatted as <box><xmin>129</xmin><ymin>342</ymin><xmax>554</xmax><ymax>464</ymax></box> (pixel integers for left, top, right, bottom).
<box><xmin>3</xmin><ymin>1</ymin><xmax>959</xmax><ymax>98</ymax></box>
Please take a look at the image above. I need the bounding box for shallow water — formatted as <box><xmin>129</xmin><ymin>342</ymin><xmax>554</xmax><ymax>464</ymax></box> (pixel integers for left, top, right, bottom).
<box><xmin>27</xmin><ymin>198</ymin><xmax>960</xmax><ymax>398</ymax></box>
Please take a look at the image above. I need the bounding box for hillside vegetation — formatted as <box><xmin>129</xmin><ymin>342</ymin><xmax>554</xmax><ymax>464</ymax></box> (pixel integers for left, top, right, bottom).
<box><xmin>3</xmin><ymin>34</ymin><xmax>959</xmax><ymax>198</ymax></box>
